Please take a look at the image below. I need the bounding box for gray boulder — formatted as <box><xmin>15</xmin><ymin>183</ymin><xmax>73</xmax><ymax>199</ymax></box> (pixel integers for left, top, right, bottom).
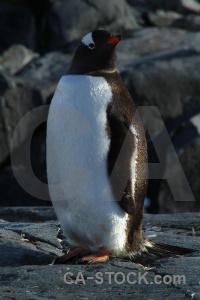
<box><xmin>121</xmin><ymin>51</ymin><xmax>200</xmax><ymax>136</ymax></box>
<box><xmin>41</xmin><ymin>0</ymin><xmax>140</xmax><ymax>51</ymax></box>
<box><xmin>159</xmin><ymin>136</ymin><xmax>200</xmax><ymax>213</ymax></box>
<box><xmin>147</xmin><ymin>10</ymin><xmax>182</xmax><ymax>27</ymax></box>
<box><xmin>127</xmin><ymin>0</ymin><xmax>151</xmax><ymax>13</ymax></box>
<box><xmin>0</xmin><ymin>44</ymin><xmax>39</xmax><ymax>75</ymax></box>
<box><xmin>173</xmin><ymin>13</ymin><xmax>200</xmax><ymax>31</ymax></box>
<box><xmin>0</xmin><ymin>71</ymin><xmax>44</xmax><ymax>165</ymax></box>
<box><xmin>0</xmin><ymin>51</ymin><xmax>71</xmax><ymax>206</ymax></box>
<box><xmin>117</xmin><ymin>28</ymin><xmax>200</xmax><ymax>71</ymax></box>
<box><xmin>148</xmin><ymin>10</ymin><xmax>200</xmax><ymax>32</ymax></box>
<box><xmin>146</xmin><ymin>0</ymin><xmax>200</xmax><ymax>13</ymax></box>
<box><xmin>0</xmin><ymin>222</ymin><xmax>61</xmax><ymax>267</ymax></box>
<box><xmin>0</xmin><ymin>51</ymin><xmax>71</xmax><ymax>165</ymax></box>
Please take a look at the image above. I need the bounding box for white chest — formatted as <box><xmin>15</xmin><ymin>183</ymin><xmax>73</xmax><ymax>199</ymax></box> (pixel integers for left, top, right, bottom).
<box><xmin>47</xmin><ymin>75</ymin><xmax>112</xmax><ymax>196</ymax></box>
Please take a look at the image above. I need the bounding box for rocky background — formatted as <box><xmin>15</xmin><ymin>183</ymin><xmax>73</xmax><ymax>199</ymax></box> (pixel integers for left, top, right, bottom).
<box><xmin>0</xmin><ymin>0</ymin><xmax>200</xmax><ymax>213</ymax></box>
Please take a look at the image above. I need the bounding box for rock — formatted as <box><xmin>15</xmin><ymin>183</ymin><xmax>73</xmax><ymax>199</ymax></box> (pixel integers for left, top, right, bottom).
<box><xmin>0</xmin><ymin>2</ymin><xmax>36</xmax><ymax>52</ymax></box>
<box><xmin>0</xmin><ymin>51</ymin><xmax>71</xmax><ymax>205</ymax></box>
<box><xmin>41</xmin><ymin>0</ymin><xmax>140</xmax><ymax>52</ymax></box>
<box><xmin>144</xmin><ymin>212</ymin><xmax>200</xmax><ymax>229</ymax></box>
<box><xmin>18</xmin><ymin>51</ymin><xmax>72</xmax><ymax>99</ymax></box>
<box><xmin>0</xmin><ymin>71</ymin><xmax>44</xmax><ymax>165</ymax></box>
<box><xmin>0</xmin><ymin>212</ymin><xmax>199</xmax><ymax>299</ymax></box>
<box><xmin>127</xmin><ymin>0</ymin><xmax>151</xmax><ymax>13</ymax></box>
<box><xmin>181</xmin><ymin>0</ymin><xmax>200</xmax><ymax>13</ymax></box>
<box><xmin>0</xmin><ymin>0</ymin><xmax>140</xmax><ymax>53</ymax></box>
<box><xmin>173</xmin><ymin>14</ymin><xmax>200</xmax><ymax>31</ymax></box>
<box><xmin>121</xmin><ymin>51</ymin><xmax>200</xmax><ymax>136</ymax></box>
<box><xmin>0</xmin><ymin>221</ymin><xmax>61</xmax><ymax>267</ymax></box>
<box><xmin>0</xmin><ymin>44</ymin><xmax>39</xmax><ymax>75</ymax></box>
<box><xmin>5</xmin><ymin>222</ymin><xmax>61</xmax><ymax>248</ymax></box>
<box><xmin>117</xmin><ymin>28</ymin><xmax>200</xmax><ymax>70</ymax></box>
<box><xmin>146</xmin><ymin>0</ymin><xmax>200</xmax><ymax>14</ymax></box>
<box><xmin>0</xmin><ymin>206</ymin><xmax>56</xmax><ymax>222</ymax></box>
<box><xmin>145</xmin><ymin>105</ymin><xmax>200</xmax><ymax>213</ymax></box>
<box><xmin>0</xmin><ymin>51</ymin><xmax>70</xmax><ymax>164</ymax></box>
<box><xmin>147</xmin><ymin>10</ymin><xmax>182</xmax><ymax>27</ymax></box>
<box><xmin>159</xmin><ymin>136</ymin><xmax>200</xmax><ymax>213</ymax></box>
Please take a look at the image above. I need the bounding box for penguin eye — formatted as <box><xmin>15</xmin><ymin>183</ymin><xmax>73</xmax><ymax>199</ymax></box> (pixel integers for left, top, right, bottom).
<box><xmin>88</xmin><ymin>43</ymin><xmax>95</xmax><ymax>49</ymax></box>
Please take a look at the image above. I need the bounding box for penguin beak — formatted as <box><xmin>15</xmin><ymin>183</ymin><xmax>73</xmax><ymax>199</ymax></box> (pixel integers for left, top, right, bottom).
<box><xmin>106</xmin><ymin>35</ymin><xmax>121</xmax><ymax>45</ymax></box>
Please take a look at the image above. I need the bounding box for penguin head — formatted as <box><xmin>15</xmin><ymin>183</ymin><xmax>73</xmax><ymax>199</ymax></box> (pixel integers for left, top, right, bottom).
<box><xmin>68</xmin><ymin>30</ymin><xmax>121</xmax><ymax>74</ymax></box>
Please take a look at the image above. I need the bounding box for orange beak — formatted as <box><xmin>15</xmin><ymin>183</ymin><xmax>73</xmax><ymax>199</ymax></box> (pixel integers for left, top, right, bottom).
<box><xmin>107</xmin><ymin>35</ymin><xmax>121</xmax><ymax>45</ymax></box>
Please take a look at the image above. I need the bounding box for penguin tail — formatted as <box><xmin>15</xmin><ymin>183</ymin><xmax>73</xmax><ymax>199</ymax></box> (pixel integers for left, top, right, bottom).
<box><xmin>144</xmin><ymin>239</ymin><xmax>195</xmax><ymax>257</ymax></box>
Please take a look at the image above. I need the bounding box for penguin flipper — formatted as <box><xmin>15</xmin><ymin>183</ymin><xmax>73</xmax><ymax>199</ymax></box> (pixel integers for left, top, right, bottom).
<box><xmin>106</xmin><ymin>111</ymin><xmax>136</xmax><ymax>215</ymax></box>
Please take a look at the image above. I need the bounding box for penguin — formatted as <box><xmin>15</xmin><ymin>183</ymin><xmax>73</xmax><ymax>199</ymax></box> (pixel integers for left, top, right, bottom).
<box><xmin>46</xmin><ymin>30</ymin><xmax>191</xmax><ymax>263</ymax></box>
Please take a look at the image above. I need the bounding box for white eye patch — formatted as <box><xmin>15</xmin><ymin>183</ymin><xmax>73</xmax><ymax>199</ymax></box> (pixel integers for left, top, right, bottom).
<box><xmin>82</xmin><ymin>32</ymin><xmax>95</xmax><ymax>49</ymax></box>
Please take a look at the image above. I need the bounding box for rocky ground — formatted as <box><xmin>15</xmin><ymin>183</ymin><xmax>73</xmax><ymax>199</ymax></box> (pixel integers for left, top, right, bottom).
<box><xmin>0</xmin><ymin>2</ymin><xmax>200</xmax><ymax>209</ymax></box>
<box><xmin>0</xmin><ymin>207</ymin><xmax>200</xmax><ymax>299</ymax></box>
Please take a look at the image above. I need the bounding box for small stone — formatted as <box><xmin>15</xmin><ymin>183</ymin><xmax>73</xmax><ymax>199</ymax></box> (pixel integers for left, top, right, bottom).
<box><xmin>0</xmin><ymin>44</ymin><xmax>39</xmax><ymax>75</ymax></box>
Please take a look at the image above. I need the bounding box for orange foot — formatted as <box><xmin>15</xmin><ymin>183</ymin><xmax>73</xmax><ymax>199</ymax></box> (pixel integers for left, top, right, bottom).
<box><xmin>55</xmin><ymin>247</ymin><xmax>109</xmax><ymax>264</ymax></box>
<box><xmin>55</xmin><ymin>247</ymin><xmax>90</xmax><ymax>264</ymax></box>
<box><xmin>82</xmin><ymin>248</ymin><xmax>109</xmax><ymax>263</ymax></box>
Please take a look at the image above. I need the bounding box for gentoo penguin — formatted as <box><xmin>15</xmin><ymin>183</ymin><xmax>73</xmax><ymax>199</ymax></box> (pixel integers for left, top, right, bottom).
<box><xmin>46</xmin><ymin>30</ymin><xmax>190</xmax><ymax>263</ymax></box>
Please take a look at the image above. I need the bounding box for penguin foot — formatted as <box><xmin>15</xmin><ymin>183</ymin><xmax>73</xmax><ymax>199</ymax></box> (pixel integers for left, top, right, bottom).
<box><xmin>82</xmin><ymin>248</ymin><xmax>109</xmax><ymax>263</ymax></box>
<box><xmin>55</xmin><ymin>247</ymin><xmax>90</xmax><ymax>264</ymax></box>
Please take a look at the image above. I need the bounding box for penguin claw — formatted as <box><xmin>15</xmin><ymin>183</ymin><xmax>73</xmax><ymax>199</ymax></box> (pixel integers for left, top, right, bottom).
<box><xmin>87</xmin><ymin>259</ymin><xmax>94</xmax><ymax>264</ymax></box>
<box><xmin>75</xmin><ymin>257</ymin><xmax>85</xmax><ymax>264</ymax></box>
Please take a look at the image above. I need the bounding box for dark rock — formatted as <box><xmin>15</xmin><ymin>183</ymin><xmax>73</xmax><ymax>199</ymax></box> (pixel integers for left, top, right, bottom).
<box><xmin>0</xmin><ymin>221</ymin><xmax>62</xmax><ymax>267</ymax></box>
<box><xmin>0</xmin><ymin>71</ymin><xmax>44</xmax><ymax>165</ymax></box>
<box><xmin>0</xmin><ymin>2</ymin><xmax>36</xmax><ymax>52</ymax></box>
<box><xmin>41</xmin><ymin>0</ymin><xmax>140</xmax><ymax>52</ymax></box>
<box><xmin>0</xmin><ymin>52</ymin><xmax>71</xmax><ymax>206</ymax></box>
<box><xmin>0</xmin><ymin>238</ymin><xmax>54</xmax><ymax>267</ymax></box>
<box><xmin>0</xmin><ymin>228</ymin><xmax>22</xmax><ymax>239</ymax></box>
<box><xmin>127</xmin><ymin>0</ymin><xmax>151</xmax><ymax>14</ymax></box>
<box><xmin>4</xmin><ymin>222</ymin><xmax>61</xmax><ymax>248</ymax></box>
<box><xmin>145</xmin><ymin>106</ymin><xmax>200</xmax><ymax>213</ymax></box>
<box><xmin>159</xmin><ymin>136</ymin><xmax>200</xmax><ymax>213</ymax></box>
<box><xmin>146</xmin><ymin>0</ymin><xmax>200</xmax><ymax>14</ymax></box>
<box><xmin>18</xmin><ymin>51</ymin><xmax>71</xmax><ymax>99</ymax></box>
<box><xmin>144</xmin><ymin>212</ymin><xmax>200</xmax><ymax>229</ymax></box>
<box><xmin>121</xmin><ymin>51</ymin><xmax>200</xmax><ymax>136</ymax></box>
<box><xmin>173</xmin><ymin>13</ymin><xmax>200</xmax><ymax>31</ymax></box>
<box><xmin>117</xmin><ymin>28</ymin><xmax>200</xmax><ymax>70</ymax></box>
<box><xmin>0</xmin><ymin>206</ymin><xmax>56</xmax><ymax>222</ymax></box>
